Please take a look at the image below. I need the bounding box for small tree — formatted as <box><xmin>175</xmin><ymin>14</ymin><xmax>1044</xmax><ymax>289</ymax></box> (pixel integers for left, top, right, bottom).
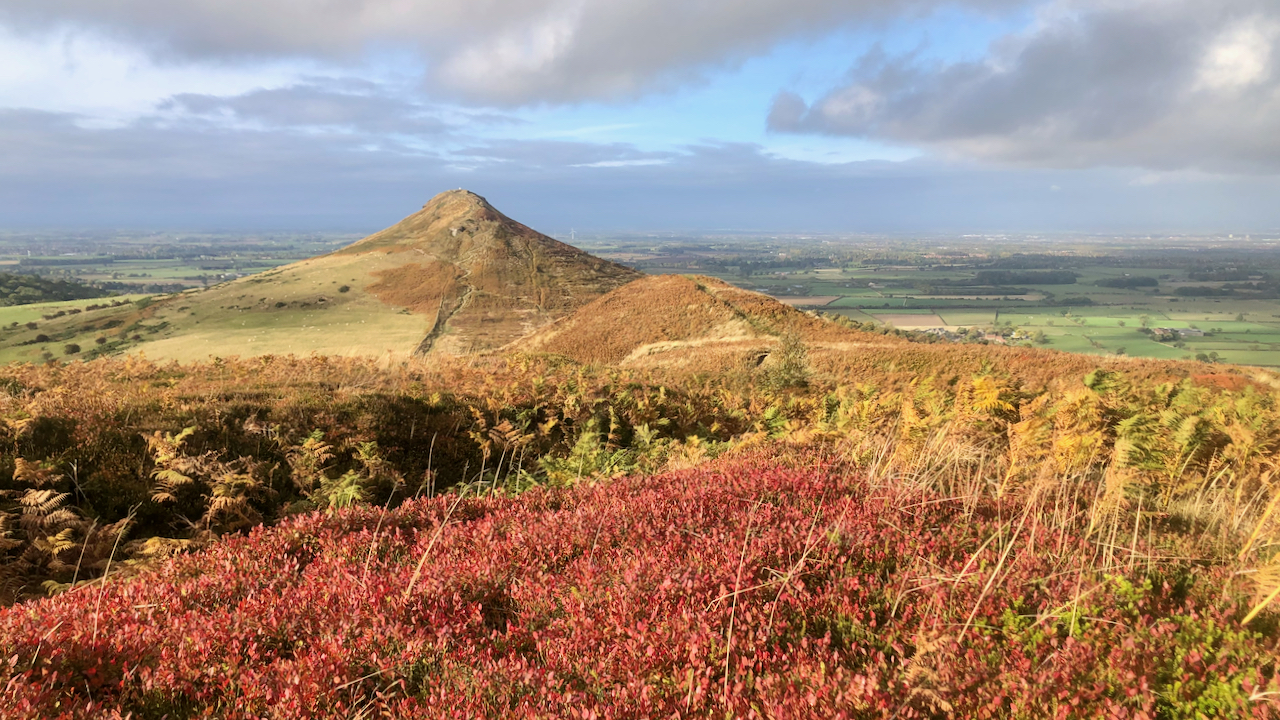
<box><xmin>761</xmin><ymin>332</ymin><xmax>811</xmax><ymax>390</ymax></box>
<box><xmin>63</xmin><ymin>343</ymin><xmax>80</xmax><ymax>355</ymax></box>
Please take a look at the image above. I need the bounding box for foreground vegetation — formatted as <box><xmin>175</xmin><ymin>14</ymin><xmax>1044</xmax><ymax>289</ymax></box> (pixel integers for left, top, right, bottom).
<box><xmin>0</xmin><ymin>339</ymin><xmax>1278</xmax><ymax>715</ymax></box>
<box><xmin>4</xmin><ymin>454</ymin><xmax>1277</xmax><ymax>718</ymax></box>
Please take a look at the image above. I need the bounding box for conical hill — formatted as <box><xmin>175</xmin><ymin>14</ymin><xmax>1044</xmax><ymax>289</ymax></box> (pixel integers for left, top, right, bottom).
<box><xmin>0</xmin><ymin>190</ymin><xmax>640</xmax><ymax>363</ymax></box>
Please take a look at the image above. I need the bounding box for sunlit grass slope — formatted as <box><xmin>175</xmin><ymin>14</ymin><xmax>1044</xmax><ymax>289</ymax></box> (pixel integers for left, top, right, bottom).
<box><xmin>0</xmin><ymin>190</ymin><xmax>638</xmax><ymax>364</ymax></box>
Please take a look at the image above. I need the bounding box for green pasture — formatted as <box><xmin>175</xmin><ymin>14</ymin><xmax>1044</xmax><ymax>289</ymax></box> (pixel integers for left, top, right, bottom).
<box><xmin>14</xmin><ymin>257</ymin><xmax>294</xmax><ymax>288</ymax></box>
<box><xmin>718</xmin><ymin>262</ymin><xmax>1280</xmax><ymax>367</ymax></box>
<box><xmin>0</xmin><ymin>295</ymin><xmax>148</xmax><ymax>326</ymax></box>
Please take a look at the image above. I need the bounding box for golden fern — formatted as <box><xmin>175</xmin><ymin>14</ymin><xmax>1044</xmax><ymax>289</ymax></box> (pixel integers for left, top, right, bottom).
<box><xmin>13</xmin><ymin>457</ymin><xmax>60</xmax><ymax>487</ymax></box>
<box><xmin>19</xmin><ymin>489</ymin><xmax>70</xmax><ymax>522</ymax></box>
<box><xmin>151</xmin><ymin>468</ymin><xmax>196</xmax><ymax>504</ymax></box>
<box><xmin>286</xmin><ymin>430</ymin><xmax>335</xmax><ymax>492</ymax></box>
<box><xmin>971</xmin><ymin>375</ymin><xmax>1015</xmax><ymax>417</ymax></box>
<box><xmin>42</xmin><ymin>528</ymin><xmax>77</xmax><ymax>555</ymax></box>
<box><xmin>1002</xmin><ymin>409</ymin><xmax>1051</xmax><ymax>496</ymax></box>
<box><xmin>1243</xmin><ymin>557</ymin><xmax>1280</xmax><ymax>625</ymax></box>
<box><xmin>41</xmin><ymin>508</ymin><xmax>80</xmax><ymax>531</ymax></box>
<box><xmin>0</xmin><ymin>511</ymin><xmax>23</xmax><ymax>552</ymax></box>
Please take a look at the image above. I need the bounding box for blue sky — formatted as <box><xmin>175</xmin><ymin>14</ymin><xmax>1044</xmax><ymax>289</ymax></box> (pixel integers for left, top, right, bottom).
<box><xmin>1</xmin><ymin>0</ymin><xmax>1278</xmax><ymax>233</ymax></box>
<box><xmin>488</xmin><ymin>8</ymin><xmax>1025</xmax><ymax>162</ymax></box>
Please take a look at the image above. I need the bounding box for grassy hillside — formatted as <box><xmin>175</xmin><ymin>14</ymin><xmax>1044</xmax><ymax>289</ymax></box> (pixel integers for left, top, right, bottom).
<box><xmin>0</xmin><ymin>191</ymin><xmax>638</xmax><ymax>364</ymax></box>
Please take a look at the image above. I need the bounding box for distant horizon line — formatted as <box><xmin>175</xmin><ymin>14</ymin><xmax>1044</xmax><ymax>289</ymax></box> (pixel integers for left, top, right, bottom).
<box><xmin>1</xmin><ymin>227</ymin><xmax>1279</xmax><ymax>241</ymax></box>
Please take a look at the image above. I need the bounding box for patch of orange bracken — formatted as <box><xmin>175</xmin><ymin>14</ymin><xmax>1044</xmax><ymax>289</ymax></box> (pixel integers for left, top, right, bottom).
<box><xmin>365</xmin><ymin>261</ymin><xmax>465</xmax><ymax>315</ymax></box>
<box><xmin>510</xmin><ymin>274</ymin><xmax>892</xmax><ymax>365</ymax></box>
<box><xmin>1191</xmin><ymin>373</ymin><xmax>1253</xmax><ymax>392</ymax></box>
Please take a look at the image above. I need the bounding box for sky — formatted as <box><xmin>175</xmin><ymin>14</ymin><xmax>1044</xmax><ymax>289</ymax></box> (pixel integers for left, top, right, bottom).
<box><xmin>1</xmin><ymin>0</ymin><xmax>1279</xmax><ymax>234</ymax></box>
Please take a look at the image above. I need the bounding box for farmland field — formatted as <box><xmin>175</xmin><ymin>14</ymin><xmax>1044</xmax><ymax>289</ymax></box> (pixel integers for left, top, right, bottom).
<box><xmin>579</xmin><ymin>233</ymin><xmax>1280</xmax><ymax>367</ymax></box>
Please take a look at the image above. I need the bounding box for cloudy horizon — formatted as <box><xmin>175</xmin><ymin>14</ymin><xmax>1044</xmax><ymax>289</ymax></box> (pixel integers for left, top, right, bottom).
<box><xmin>2</xmin><ymin>0</ymin><xmax>1279</xmax><ymax>233</ymax></box>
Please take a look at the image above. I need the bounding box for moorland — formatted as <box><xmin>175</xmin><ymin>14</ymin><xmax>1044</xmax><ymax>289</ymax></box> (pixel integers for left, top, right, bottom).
<box><xmin>581</xmin><ymin>232</ymin><xmax>1280</xmax><ymax>367</ymax></box>
<box><xmin>0</xmin><ymin>192</ymin><xmax>1278</xmax><ymax>717</ymax></box>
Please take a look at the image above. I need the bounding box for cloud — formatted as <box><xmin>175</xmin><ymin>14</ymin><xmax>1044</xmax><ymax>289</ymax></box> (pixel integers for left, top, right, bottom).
<box><xmin>3</xmin><ymin>109</ymin><xmax>1279</xmax><ymax>232</ymax></box>
<box><xmin>452</xmin><ymin>139</ymin><xmax>672</xmax><ymax>169</ymax></box>
<box><xmin>161</xmin><ymin>82</ymin><xmax>459</xmax><ymax>136</ymax></box>
<box><xmin>0</xmin><ymin>0</ymin><xmax>1020</xmax><ymax>105</ymax></box>
<box><xmin>770</xmin><ymin>0</ymin><xmax>1280</xmax><ymax>173</ymax></box>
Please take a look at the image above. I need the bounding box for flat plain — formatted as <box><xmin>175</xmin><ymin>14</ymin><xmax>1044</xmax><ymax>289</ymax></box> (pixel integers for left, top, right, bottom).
<box><xmin>578</xmin><ymin>233</ymin><xmax>1280</xmax><ymax>366</ymax></box>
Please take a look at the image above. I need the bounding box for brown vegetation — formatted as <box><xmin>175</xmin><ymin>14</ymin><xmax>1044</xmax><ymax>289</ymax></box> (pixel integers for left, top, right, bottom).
<box><xmin>366</xmin><ymin>261</ymin><xmax>464</xmax><ymax>314</ymax></box>
<box><xmin>511</xmin><ymin>274</ymin><xmax>894</xmax><ymax>365</ymax></box>
<box><xmin>2</xmin><ymin>301</ymin><xmax>1280</xmax><ymax>712</ymax></box>
<box><xmin>340</xmin><ymin>190</ymin><xmax>641</xmax><ymax>354</ymax></box>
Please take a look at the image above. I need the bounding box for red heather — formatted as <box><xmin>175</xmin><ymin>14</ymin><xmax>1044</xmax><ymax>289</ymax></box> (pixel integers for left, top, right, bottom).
<box><xmin>2</xmin><ymin>455</ymin><xmax>1276</xmax><ymax>718</ymax></box>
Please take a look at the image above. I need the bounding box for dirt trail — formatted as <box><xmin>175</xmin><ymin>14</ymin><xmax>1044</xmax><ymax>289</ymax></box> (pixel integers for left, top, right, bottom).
<box><xmin>412</xmin><ymin>256</ymin><xmax>474</xmax><ymax>356</ymax></box>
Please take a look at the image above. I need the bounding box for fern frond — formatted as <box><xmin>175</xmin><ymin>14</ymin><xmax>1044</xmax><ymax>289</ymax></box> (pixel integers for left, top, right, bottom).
<box><xmin>20</xmin><ymin>489</ymin><xmax>69</xmax><ymax>516</ymax></box>
<box><xmin>41</xmin><ymin>579</ymin><xmax>71</xmax><ymax>596</ymax></box>
<box><xmin>44</xmin><ymin>528</ymin><xmax>77</xmax><ymax>554</ymax></box>
<box><xmin>970</xmin><ymin>376</ymin><xmax>1014</xmax><ymax>415</ymax></box>
<box><xmin>1243</xmin><ymin>558</ymin><xmax>1280</xmax><ymax>625</ymax></box>
<box><xmin>13</xmin><ymin>457</ymin><xmax>60</xmax><ymax>487</ymax></box>
<box><xmin>152</xmin><ymin>468</ymin><xmax>195</xmax><ymax>486</ymax></box>
<box><xmin>41</xmin><ymin>508</ymin><xmax>80</xmax><ymax>531</ymax></box>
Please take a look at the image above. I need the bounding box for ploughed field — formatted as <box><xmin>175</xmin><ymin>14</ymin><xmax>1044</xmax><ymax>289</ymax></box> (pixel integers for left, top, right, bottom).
<box><xmin>3</xmin><ymin>454</ymin><xmax>1277</xmax><ymax>719</ymax></box>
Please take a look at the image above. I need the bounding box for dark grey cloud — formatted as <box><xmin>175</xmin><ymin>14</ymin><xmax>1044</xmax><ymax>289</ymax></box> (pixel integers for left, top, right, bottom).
<box><xmin>2</xmin><ymin>108</ymin><xmax>1278</xmax><ymax>232</ymax></box>
<box><xmin>0</xmin><ymin>0</ymin><xmax>1022</xmax><ymax>105</ymax></box>
<box><xmin>770</xmin><ymin>0</ymin><xmax>1280</xmax><ymax>173</ymax></box>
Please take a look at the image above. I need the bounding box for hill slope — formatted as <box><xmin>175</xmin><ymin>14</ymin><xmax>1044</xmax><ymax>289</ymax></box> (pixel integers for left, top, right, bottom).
<box><xmin>510</xmin><ymin>273</ymin><xmax>897</xmax><ymax>367</ymax></box>
<box><xmin>0</xmin><ymin>191</ymin><xmax>639</xmax><ymax>363</ymax></box>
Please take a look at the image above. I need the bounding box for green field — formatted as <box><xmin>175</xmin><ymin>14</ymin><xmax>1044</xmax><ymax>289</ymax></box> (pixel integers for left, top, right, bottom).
<box><xmin>0</xmin><ymin>295</ymin><xmax>149</xmax><ymax>326</ymax></box>
<box><xmin>580</xmin><ymin>236</ymin><xmax>1280</xmax><ymax>367</ymax></box>
<box><xmin>790</xmin><ymin>270</ymin><xmax>1280</xmax><ymax>365</ymax></box>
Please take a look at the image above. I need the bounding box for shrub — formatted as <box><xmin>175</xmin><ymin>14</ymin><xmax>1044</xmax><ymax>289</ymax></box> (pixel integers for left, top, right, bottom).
<box><xmin>2</xmin><ymin>456</ymin><xmax>1276</xmax><ymax>718</ymax></box>
<box><xmin>62</xmin><ymin>343</ymin><xmax>80</xmax><ymax>355</ymax></box>
<box><xmin>760</xmin><ymin>332</ymin><xmax>810</xmax><ymax>390</ymax></box>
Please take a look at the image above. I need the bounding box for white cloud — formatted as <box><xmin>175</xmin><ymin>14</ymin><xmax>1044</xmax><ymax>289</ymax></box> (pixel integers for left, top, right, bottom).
<box><xmin>0</xmin><ymin>0</ymin><xmax>1022</xmax><ymax>105</ymax></box>
<box><xmin>1194</xmin><ymin>20</ymin><xmax>1277</xmax><ymax>92</ymax></box>
<box><xmin>770</xmin><ymin>0</ymin><xmax>1280</xmax><ymax>173</ymax></box>
<box><xmin>570</xmin><ymin>159</ymin><xmax>669</xmax><ymax>168</ymax></box>
<box><xmin>0</xmin><ymin>26</ymin><xmax>305</xmax><ymax>122</ymax></box>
